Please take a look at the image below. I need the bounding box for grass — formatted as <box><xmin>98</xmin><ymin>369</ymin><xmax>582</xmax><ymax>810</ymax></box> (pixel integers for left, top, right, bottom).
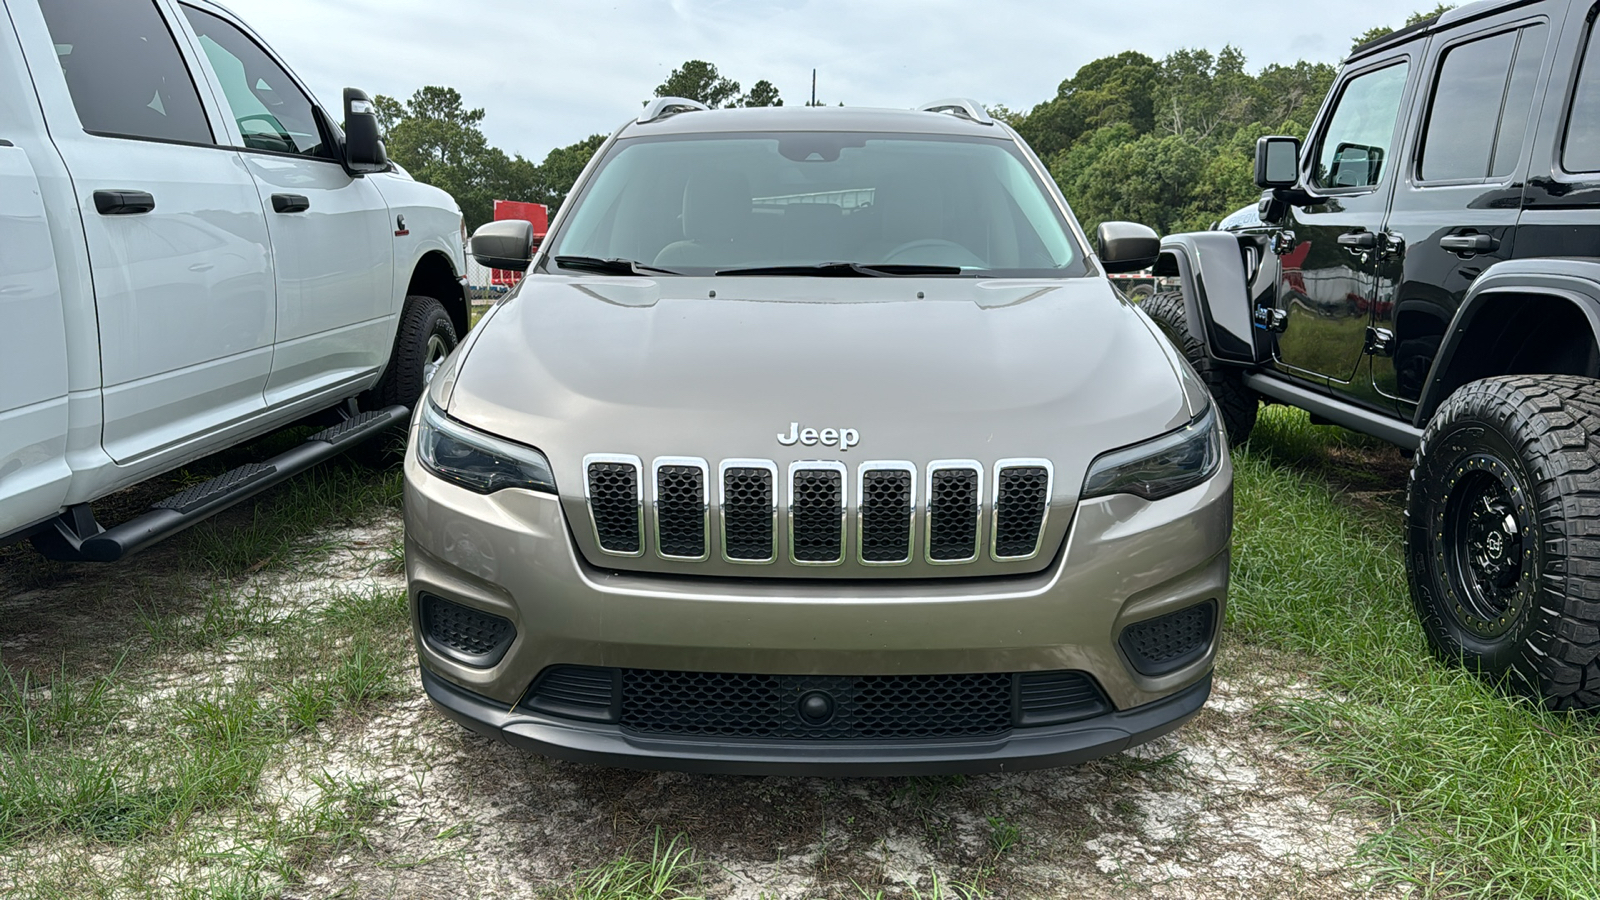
<box><xmin>1232</xmin><ymin>405</ymin><xmax>1600</xmax><ymax>898</ymax></box>
<box><xmin>568</xmin><ymin>830</ymin><xmax>705</xmax><ymax>900</ymax></box>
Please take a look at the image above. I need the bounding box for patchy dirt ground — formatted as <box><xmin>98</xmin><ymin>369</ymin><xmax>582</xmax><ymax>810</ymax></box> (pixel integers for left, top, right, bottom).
<box><xmin>0</xmin><ymin>505</ymin><xmax>1404</xmax><ymax>900</ymax></box>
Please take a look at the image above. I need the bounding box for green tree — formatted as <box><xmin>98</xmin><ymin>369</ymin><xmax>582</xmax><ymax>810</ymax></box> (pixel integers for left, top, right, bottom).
<box><xmin>655</xmin><ymin>60</ymin><xmax>741</xmax><ymax>108</ymax></box>
<box><xmin>737</xmin><ymin>79</ymin><xmax>783</xmax><ymax>108</ymax></box>
<box><xmin>1015</xmin><ymin>51</ymin><xmax>1161</xmax><ymax>158</ymax></box>
<box><xmin>533</xmin><ymin>134</ymin><xmax>607</xmax><ymax>213</ymax></box>
<box><xmin>1352</xmin><ymin>4</ymin><xmax>1455</xmax><ymax>51</ymax></box>
<box><xmin>377</xmin><ymin>86</ymin><xmax>540</xmax><ymax>229</ymax></box>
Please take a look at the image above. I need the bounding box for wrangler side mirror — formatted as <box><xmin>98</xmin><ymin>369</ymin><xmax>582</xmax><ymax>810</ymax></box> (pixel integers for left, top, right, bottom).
<box><xmin>343</xmin><ymin>88</ymin><xmax>388</xmax><ymax>173</ymax></box>
<box><xmin>471</xmin><ymin>220</ymin><xmax>534</xmax><ymax>272</ymax></box>
<box><xmin>1254</xmin><ymin>135</ymin><xmax>1301</xmax><ymax>189</ymax></box>
<box><xmin>1096</xmin><ymin>221</ymin><xmax>1160</xmax><ymax>274</ymax></box>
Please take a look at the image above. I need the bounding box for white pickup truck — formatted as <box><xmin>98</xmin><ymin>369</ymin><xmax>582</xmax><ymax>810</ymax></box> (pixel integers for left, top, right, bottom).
<box><xmin>0</xmin><ymin>0</ymin><xmax>469</xmax><ymax>561</ymax></box>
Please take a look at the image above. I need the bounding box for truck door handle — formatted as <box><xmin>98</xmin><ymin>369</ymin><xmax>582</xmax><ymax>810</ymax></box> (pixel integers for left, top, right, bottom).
<box><xmin>1337</xmin><ymin>230</ymin><xmax>1376</xmax><ymax>249</ymax></box>
<box><xmin>271</xmin><ymin>193</ymin><xmax>310</xmax><ymax>213</ymax></box>
<box><xmin>93</xmin><ymin>190</ymin><xmax>155</xmax><ymax>215</ymax></box>
<box><xmin>1439</xmin><ymin>233</ymin><xmax>1498</xmax><ymax>254</ymax></box>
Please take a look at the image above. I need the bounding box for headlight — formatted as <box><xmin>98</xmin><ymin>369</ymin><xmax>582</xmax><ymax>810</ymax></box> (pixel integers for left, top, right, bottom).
<box><xmin>1082</xmin><ymin>406</ymin><xmax>1222</xmax><ymax>501</ymax></box>
<box><xmin>415</xmin><ymin>401</ymin><xmax>557</xmax><ymax>495</ymax></box>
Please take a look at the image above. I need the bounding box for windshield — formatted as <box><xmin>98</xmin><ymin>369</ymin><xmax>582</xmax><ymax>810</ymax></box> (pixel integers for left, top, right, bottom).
<box><xmin>546</xmin><ymin>132</ymin><xmax>1087</xmax><ymax>277</ymax></box>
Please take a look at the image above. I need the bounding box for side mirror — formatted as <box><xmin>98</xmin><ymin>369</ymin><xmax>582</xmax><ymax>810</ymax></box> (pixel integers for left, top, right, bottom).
<box><xmin>470</xmin><ymin>220</ymin><xmax>534</xmax><ymax>271</ymax></box>
<box><xmin>1254</xmin><ymin>135</ymin><xmax>1301</xmax><ymax>189</ymax></box>
<box><xmin>343</xmin><ymin>88</ymin><xmax>388</xmax><ymax>173</ymax></box>
<box><xmin>1257</xmin><ymin>189</ymin><xmax>1288</xmax><ymax>226</ymax></box>
<box><xmin>1096</xmin><ymin>221</ymin><xmax>1160</xmax><ymax>274</ymax></box>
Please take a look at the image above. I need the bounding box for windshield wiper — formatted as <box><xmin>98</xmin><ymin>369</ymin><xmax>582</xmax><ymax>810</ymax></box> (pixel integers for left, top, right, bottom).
<box><xmin>554</xmin><ymin>256</ymin><xmax>682</xmax><ymax>276</ymax></box>
<box><xmin>714</xmin><ymin>262</ymin><xmax>965</xmax><ymax>277</ymax></box>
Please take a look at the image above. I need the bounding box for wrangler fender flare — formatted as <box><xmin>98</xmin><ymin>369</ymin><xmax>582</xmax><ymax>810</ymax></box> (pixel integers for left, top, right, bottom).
<box><xmin>1155</xmin><ymin>232</ymin><xmax>1257</xmax><ymax>364</ymax></box>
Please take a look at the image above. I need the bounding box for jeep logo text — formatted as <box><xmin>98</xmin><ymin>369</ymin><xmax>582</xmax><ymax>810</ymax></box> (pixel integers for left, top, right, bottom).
<box><xmin>777</xmin><ymin>422</ymin><xmax>861</xmax><ymax>451</ymax></box>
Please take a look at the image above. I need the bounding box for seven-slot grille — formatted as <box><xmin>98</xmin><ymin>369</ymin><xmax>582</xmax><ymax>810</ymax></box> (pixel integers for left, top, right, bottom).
<box><xmin>584</xmin><ymin>457</ymin><xmax>1053</xmax><ymax>566</ymax></box>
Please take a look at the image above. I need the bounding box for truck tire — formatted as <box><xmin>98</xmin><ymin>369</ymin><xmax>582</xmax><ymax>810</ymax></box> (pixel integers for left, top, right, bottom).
<box><xmin>1406</xmin><ymin>375</ymin><xmax>1600</xmax><ymax>710</ymax></box>
<box><xmin>1142</xmin><ymin>290</ymin><xmax>1258</xmax><ymax>446</ymax></box>
<box><xmin>369</xmin><ymin>294</ymin><xmax>458</xmax><ymax>412</ymax></box>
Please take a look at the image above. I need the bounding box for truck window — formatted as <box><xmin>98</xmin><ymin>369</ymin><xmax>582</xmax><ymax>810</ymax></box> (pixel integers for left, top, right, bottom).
<box><xmin>37</xmin><ymin>0</ymin><xmax>212</xmax><ymax>145</ymax></box>
<box><xmin>1564</xmin><ymin>18</ymin><xmax>1600</xmax><ymax>173</ymax></box>
<box><xmin>1312</xmin><ymin>62</ymin><xmax>1409</xmax><ymax>190</ymax></box>
<box><xmin>1419</xmin><ymin>26</ymin><xmax>1547</xmax><ymax>182</ymax></box>
<box><xmin>180</xmin><ymin>5</ymin><xmax>332</xmax><ymax>159</ymax></box>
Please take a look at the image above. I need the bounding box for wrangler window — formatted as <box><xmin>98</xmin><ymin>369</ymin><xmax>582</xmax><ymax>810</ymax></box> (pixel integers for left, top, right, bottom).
<box><xmin>1312</xmin><ymin>62</ymin><xmax>1409</xmax><ymax>190</ymax></box>
<box><xmin>1419</xmin><ymin>25</ymin><xmax>1547</xmax><ymax>182</ymax></box>
<box><xmin>1565</xmin><ymin>16</ymin><xmax>1600</xmax><ymax>173</ymax></box>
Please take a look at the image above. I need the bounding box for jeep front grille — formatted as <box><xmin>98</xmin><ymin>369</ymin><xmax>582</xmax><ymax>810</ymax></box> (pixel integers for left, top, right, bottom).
<box><xmin>993</xmin><ymin>462</ymin><xmax>1053</xmax><ymax>560</ymax></box>
<box><xmin>789</xmin><ymin>463</ymin><xmax>846</xmax><ymax>565</ymax></box>
<box><xmin>585</xmin><ymin>454</ymin><xmax>643</xmax><ymax>556</ymax></box>
<box><xmin>653</xmin><ymin>458</ymin><xmax>708</xmax><ymax>560</ymax></box>
<box><xmin>858</xmin><ymin>463</ymin><xmax>915</xmax><ymax>565</ymax></box>
<box><xmin>927</xmin><ymin>462</ymin><xmax>982</xmax><ymax>563</ymax></box>
<box><xmin>584</xmin><ymin>456</ymin><xmax>1055</xmax><ymax>568</ymax></box>
<box><xmin>720</xmin><ymin>461</ymin><xmax>777</xmax><ymax>563</ymax></box>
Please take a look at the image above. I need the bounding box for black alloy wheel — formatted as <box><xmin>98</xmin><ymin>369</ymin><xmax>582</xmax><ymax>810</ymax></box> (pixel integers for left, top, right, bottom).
<box><xmin>1406</xmin><ymin>375</ymin><xmax>1600</xmax><ymax>709</ymax></box>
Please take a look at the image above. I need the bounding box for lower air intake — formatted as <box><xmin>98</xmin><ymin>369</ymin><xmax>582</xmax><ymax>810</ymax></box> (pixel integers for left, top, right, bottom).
<box><xmin>1119</xmin><ymin>601</ymin><xmax>1218</xmax><ymax>676</ymax></box>
<box><xmin>419</xmin><ymin>593</ymin><xmax>515</xmax><ymax>668</ymax></box>
<box><xmin>521</xmin><ymin>665</ymin><xmax>619</xmax><ymax>722</ymax></box>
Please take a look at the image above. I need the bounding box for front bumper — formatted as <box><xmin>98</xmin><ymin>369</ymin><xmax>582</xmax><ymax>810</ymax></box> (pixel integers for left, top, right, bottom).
<box><xmin>404</xmin><ymin>434</ymin><xmax>1231</xmax><ymax>773</ymax></box>
<box><xmin>422</xmin><ymin>664</ymin><xmax>1212</xmax><ymax>776</ymax></box>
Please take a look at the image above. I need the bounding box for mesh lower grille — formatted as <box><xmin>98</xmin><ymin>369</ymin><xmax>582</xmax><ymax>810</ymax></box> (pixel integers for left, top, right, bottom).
<box><xmin>655</xmin><ymin>464</ymin><xmax>706</xmax><ymax>559</ymax></box>
<box><xmin>1119</xmin><ymin>601</ymin><xmax>1217</xmax><ymax>676</ymax></box>
<box><xmin>619</xmin><ymin>670</ymin><xmax>1014</xmax><ymax>740</ymax></box>
<box><xmin>791</xmin><ymin>469</ymin><xmax>843</xmax><ymax>563</ymax></box>
<box><xmin>860</xmin><ymin>468</ymin><xmax>913</xmax><ymax>563</ymax></box>
<box><xmin>994</xmin><ymin>466</ymin><xmax>1050</xmax><ymax>558</ymax></box>
<box><xmin>928</xmin><ymin>468</ymin><xmax>980</xmax><ymax>561</ymax></box>
<box><xmin>588</xmin><ymin>461</ymin><xmax>641</xmax><ymax>554</ymax></box>
<box><xmin>419</xmin><ymin>594</ymin><xmax>515</xmax><ymax>667</ymax></box>
<box><xmin>722</xmin><ymin>467</ymin><xmax>774</xmax><ymax>561</ymax></box>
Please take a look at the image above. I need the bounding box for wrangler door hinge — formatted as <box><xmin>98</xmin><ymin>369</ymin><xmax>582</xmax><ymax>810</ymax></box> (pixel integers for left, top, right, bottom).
<box><xmin>1365</xmin><ymin>326</ymin><xmax>1396</xmax><ymax>357</ymax></box>
<box><xmin>1254</xmin><ymin>307</ymin><xmax>1289</xmax><ymax>333</ymax></box>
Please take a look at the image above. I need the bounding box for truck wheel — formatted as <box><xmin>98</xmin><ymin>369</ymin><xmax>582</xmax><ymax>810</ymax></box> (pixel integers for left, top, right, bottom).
<box><xmin>370</xmin><ymin>294</ymin><xmax>458</xmax><ymax>412</ymax></box>
<box><xmin>1142</xmin><ymin>290</ymin><xmax>1258</xmax><ymax>446</ymax></box>
<box><xmin>1406</xmin><ymin>375</ymin><xmax>1600</xmax><ymax>710</ymax></box>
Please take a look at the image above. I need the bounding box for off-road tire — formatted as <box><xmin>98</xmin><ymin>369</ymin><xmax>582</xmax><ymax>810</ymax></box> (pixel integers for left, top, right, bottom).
<box><xmin>1406</xmin><ymin>375</ymin><xmax>1600</xmax><ymax>710</ymax></box>
<box><xmin>1142</xmin><ymin>290</ymin><xmax>1258</xmax><ymax>446</ymax></box>
<box><xmin>369</xmin><ymin>294</ymin><xmax>458</xmax><ymax>412</ymax></box>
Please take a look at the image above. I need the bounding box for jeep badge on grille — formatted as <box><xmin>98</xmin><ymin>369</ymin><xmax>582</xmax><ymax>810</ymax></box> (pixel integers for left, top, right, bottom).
<box><xmin>778</xmin><ymin>422</ymin><xmax>861</xmax><ymax>451</ymax></box>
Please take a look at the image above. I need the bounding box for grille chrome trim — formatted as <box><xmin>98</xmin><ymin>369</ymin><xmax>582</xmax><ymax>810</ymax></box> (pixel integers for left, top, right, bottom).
<box><xmin>788</xmin><ymin>460</ymin><xmax>847</xmax><ymax>567</ymax></box>
<box><xmin>857</xmin><ymin>461</ymin><xmax>916</xmax><ymax>567</ymax></box>
<box><xmin>583</xmin><ymin>453</ymin><xmax>644</xmax><ymax>557</ymax></box>
<box><xmin>718</xmin><ymin>459</ymin><xmax>778</xmax><ymax>564</ymax></box>
<box><xmin>652</xmin><ymin>457</ymin><xmax>710</xmax><ymax>562</ymax></box>
<box><xmin>925</xmin><ymin>460</ymin><xmax>983</xmax><ymax>565</ymax></box>
<box><xmin>991</xmin><ymin>459</ymin><xmax>1054</xmax><ymax>562</ymax></box>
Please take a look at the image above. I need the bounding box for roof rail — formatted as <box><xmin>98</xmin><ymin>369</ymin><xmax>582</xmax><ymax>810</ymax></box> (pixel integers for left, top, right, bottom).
<box><xmin>638</xmin><ymin>97</ymin><xmax>711</xmax><ymax>125</ymax></box>
<box><xmin>917</xmin><ymin>98</ymin><xmax>994</xmax><ymax>126</ymax></box>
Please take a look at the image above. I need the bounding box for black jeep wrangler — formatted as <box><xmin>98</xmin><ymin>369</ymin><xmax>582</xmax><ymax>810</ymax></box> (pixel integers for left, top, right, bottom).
<box><xmin>1149</xmin><ymin>0</ymin><xmax>1600</xmax><ymax>710</ymax></box>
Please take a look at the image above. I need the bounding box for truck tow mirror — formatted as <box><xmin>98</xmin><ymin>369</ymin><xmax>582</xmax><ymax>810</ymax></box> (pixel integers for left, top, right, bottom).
<box><xmin>1097</xmin><ymin>221</ymin><xmax>1160</xmax><ymax>274</ymax></box>
<box><xmin>1254</xmin><ymin>135</ymin><xmax>1301</xmax><ymax>189</ymax></box>
<box><xmin>343</xmin><ymin>88</ymin><xmax>388</xmax><ymax>173</ymax></box>
<box><xmin>471</xmin><ymin>220</ymin><xmax>534</xmax><ymax>272</ymax></box>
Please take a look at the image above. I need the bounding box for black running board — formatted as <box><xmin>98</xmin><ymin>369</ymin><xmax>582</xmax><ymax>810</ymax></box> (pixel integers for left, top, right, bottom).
<box><xmin>1242</xmin><ymin>373</ymin><xmax>1423</xmax><ymax>450</ymax></box>
<box><xmin>32</xmin><ymin>405</ymin><xmax>410</xmax><ymax>563</ymax></box>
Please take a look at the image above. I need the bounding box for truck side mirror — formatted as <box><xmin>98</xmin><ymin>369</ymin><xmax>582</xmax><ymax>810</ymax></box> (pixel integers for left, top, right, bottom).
<box><xmin>1254</xmin><ymin>135</ymin><xmax>1301</xmax><ymax>189</ymax></box>
<box><xmin>471</xmin><ymin>220</ymin><xmax>534</xmax><ymax>272</ymax></box>
<box><xmin>1096</xmin><ymin>221</ymin><xmax>1160</xmax><ymax>274</ymax></box>
<box><xmin>343</xmin><ymin>88</ymin><xmax>388</xmax><ymax>173</ymax></box>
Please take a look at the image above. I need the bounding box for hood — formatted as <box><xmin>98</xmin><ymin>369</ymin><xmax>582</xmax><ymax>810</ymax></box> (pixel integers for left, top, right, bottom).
<box><xmin>446</xmin><ymin>274</ymin><xmax>1194</xmax><ymax>577</ymax></box>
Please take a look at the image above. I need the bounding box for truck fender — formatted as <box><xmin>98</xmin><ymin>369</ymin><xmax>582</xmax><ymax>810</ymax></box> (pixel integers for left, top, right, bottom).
<box><xmin>1414</xmin><ymin>258</ymin><xmax>1600</xmax><ymax>427</ymax></box>
<box><xmin>1155</xmin><ymin>232</ymin><xmax>1261</xmax><ymax>365</ymax></box>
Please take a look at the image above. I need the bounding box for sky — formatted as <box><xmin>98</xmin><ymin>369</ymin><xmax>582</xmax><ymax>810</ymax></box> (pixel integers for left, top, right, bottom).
<box><xmin>219</xmin><ymin>0</ymin><xmax>1428</xmax><ymax>163</ymax></box>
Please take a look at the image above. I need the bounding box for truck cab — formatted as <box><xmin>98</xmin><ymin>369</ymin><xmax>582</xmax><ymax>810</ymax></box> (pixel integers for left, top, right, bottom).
<box><xmin>0</xmin><ymin>0</ymin><xmax>470</xmax><ymax>559</ymax></box>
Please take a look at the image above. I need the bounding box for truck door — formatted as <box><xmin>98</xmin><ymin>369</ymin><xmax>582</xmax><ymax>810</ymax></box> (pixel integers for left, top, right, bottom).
<box><xmin>19</xmin><ymin>0</ymin><xmax>277</xmax><ymax>465</ymax></box>
<box><xmin>1272</xmin><ymin>54</ymin><xmax>1413</xmax><ymax>388</ymax></box>
<box><xmin>1375</xmin><ymin>15</ymin><xmax>1553</xmax><ymax>415</ymax></box>
<box><xmin>177</xmin><ymin>3</ymin><xmax>395</xmax><ymax>409</ymax></box>
<box><xmin>0</xmin><ymin>142</ymin><xmax>72</xmax><ymax>536</ymax></box>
